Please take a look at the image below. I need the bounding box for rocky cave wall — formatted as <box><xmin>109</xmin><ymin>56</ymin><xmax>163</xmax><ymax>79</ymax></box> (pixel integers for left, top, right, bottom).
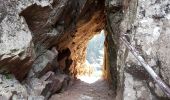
<box><xmin>124</xmin><ymin>0</ymin><xmax>170</xmax><ymax>99</ymax></box>
<box><xmin>22</xmin><ymin>0</ymin><xmax>105</xmax><ymax>78</ymax></box>
<box><xmin>0</xmin><ymin>0</ymin><xmax>170</xmax><ymax>100</ymax></box>
<box><xmin>0</xmin><ymin>0</ymin><xmax>106</xmax><ymax>99</ymax></box>
<box><xmin>106</xmin><ymin>0</ymin><xmax>170</xmax><ymax>100</ymax></box>
<box><xmin>0</xmin><ymin>0</ymin><xmax>105</xmax><ymax>81</ymax></box>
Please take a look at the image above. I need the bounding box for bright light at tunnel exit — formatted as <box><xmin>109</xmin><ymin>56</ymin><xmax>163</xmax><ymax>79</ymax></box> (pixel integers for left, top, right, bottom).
<box><xmin>77</xmin><ymin>30</ymin><xmax>105</xmax><ymax>84</ymax></box>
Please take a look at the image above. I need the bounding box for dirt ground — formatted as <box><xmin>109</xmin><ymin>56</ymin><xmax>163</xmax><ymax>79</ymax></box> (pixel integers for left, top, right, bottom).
<box><xmin>50</xmin><ymin>78</ymin><xmax>115</xmax><ymax>100</ymax></box>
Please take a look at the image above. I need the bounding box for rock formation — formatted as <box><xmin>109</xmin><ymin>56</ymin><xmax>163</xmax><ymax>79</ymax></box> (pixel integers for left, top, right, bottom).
<box><xmin>106</xmin><ymin>0</ymin><xmax>170</xmax><ymax>99</ymax></box>
<box><xmin>0</xmin><ymin>0</ymin><xmax>170</xmax><ymax>100</ymax></box>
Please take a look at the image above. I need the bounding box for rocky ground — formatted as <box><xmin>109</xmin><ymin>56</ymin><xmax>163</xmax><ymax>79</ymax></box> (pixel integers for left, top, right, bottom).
<box><xmin>50</xmin><ymin>78</ymin><xmax>115</xmax><ymax>100</ymax></box>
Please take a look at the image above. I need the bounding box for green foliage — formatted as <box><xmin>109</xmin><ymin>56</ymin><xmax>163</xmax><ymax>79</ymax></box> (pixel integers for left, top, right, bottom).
<box><xmin>4</xmin><ymin>74</ymin><xmax>12</xmax><ymax>79</ymax></box>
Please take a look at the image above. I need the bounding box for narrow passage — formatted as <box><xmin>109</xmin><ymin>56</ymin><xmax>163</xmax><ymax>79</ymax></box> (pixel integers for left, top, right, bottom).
<box><xmin>50</xmin><ymin>30</ymin><xmax>114</xmax><ymax>100</ymax></box>
<box><xmin>50</xmin><ymin>79</ymin><xmax>114</xmax><ymax>100</ymax></box>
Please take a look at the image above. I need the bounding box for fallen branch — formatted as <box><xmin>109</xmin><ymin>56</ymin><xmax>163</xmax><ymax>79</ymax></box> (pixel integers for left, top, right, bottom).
<box><xmin>120</xmin><ymin>34</ymin><xmax>170</xmax><ymax>97</ymax></box>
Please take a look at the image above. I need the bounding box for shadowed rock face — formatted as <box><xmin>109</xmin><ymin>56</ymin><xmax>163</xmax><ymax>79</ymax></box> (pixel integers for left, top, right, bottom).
<box><xmin>1</xmin><ymin>0</ymin><xmax>170</xmax><ymax>99</ymax></box>
<box><xmin>0</xmin><ymin>0</ymin><xmax>105</xmax><ymax>81</ymax></box>
<box><xmin>20</xmin><ymin>0</ymin><xmax>105</xmax><ymax>79</ymax></box>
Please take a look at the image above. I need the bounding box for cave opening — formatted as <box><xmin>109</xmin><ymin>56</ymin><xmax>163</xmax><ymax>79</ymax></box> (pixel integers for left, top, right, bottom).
<box><xmin>16</xmin><ymin>0</ymin><xmax>117</xmax><ymax>99</ymax></box>
<box><xmin>1</xmin><ymin>0</ymin><xmax>170</xmax><ymax>99</ymax></box>
<box><xmin>77</xmin><ymin>30</ymin><xmax>105</xmax><ymax>84</ymax></box>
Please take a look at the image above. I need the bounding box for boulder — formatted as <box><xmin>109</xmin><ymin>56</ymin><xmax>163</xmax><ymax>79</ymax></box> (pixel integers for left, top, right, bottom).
<box><xmin>41</xmin><ymin>73</ymin><xmax>71</xmax><ymax>100</ymax></box>
<box><xmin>28</xmin><ymin>47</ymin><xmax>58</xmax><ymax>78</ymax></box>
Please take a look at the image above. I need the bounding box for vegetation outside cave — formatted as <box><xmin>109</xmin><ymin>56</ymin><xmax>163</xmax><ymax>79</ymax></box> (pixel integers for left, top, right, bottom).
<box><xmin>77</xmin><ymin>30</ymin><xmax>105</xmax><ymax>84</ymax></box>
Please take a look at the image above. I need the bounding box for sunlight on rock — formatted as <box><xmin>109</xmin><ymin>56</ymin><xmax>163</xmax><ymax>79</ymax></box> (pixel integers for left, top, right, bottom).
<box><xmin>77</xmin><ymin>30</ymin><xmax>105</xmax><ymax>84</ymax></box>
<box><xmin>77</xmin><ymin>75</ymin><xmax>101</xmax><ymax>84</ymax></box>
<box><xmin>77</xmin><ymin>63</ymin><xmax>103</xmax><ymax>84</ymax></box>
<box><xmin>80</xmin><ymin>94</ymin><xmax>93</xmax><ymax>100</ymax></box>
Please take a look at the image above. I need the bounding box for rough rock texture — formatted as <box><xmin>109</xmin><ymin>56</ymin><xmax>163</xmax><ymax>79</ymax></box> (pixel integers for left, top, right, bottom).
<box><xmin>0</xmin><ymin>74</ymin><xmax>28</xmax><ymax>100</ymax></box>
<box><xmin>20</xmin><ymin>0</ymin><xmax>105</xmax><ymax>79</ymax></box>
<box><xmin>106</xmin><ymin>0</ymin><xmax>170</xmax><ymax>99</ymax></box>
<box><xmin>124</xmin><ymin>0</ymin><xmax>170</xmax><ymax>99</ymax></box>
<box><xmin>28</xmin><ymin>47</ymin><xmax>58</xmax><ymax>78</ymax></box>
<box><xmin>0</xmin><ymin>0</ymin><xmax>105</xmax><ymax>79</ymax></box>
<box><xmin>0</xmin><ymin>0</ymin><xmax>105</xmax><ymax>99</ymax></box>
<box><xmin>0</xmin><ymin>71</ymin><xmax>71</xmax><ymax>99</ymax></box>
<box><xmin>0</xmin><ymin>0</ymin><xmax>34</xmax><ymax>81</ymax></box>
<box><xmin>1</xmin><ymin>0</ymin><xmax>170</xmax><ymax>100</ymax></box>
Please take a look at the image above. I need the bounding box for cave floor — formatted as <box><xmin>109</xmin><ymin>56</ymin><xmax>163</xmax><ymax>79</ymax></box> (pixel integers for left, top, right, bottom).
<box><xmin>50</xmin><ymin>78</ymin><xmax>115</xmax><ymax>100</ymax></box>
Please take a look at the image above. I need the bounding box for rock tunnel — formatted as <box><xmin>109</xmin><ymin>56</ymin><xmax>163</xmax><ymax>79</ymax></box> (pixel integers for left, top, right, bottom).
<box><xmin>19</xmin><ymin>0</ymin><xmax>114</xmax><ymax>87</ymax></box>
<box><xmin>19</xmin><ymin>0</ymin><xmax>117</xmax><ymax>99</ymax></box>
<box><xmin>1</xmin><ymin>0</ymin><xmax>170</xmax><ymax>100</ymax></box>
<box><xmin>19</xmin><ymin>0</ymin><xmax>107</xmax><ymax>79</ymax></box>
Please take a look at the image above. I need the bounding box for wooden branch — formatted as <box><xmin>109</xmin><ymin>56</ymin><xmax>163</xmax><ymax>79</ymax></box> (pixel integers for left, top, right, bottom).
<box><xmin>120</xmin><ymin>35</ymin><xmax>170</xmax><ymax>97</ymax></box>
